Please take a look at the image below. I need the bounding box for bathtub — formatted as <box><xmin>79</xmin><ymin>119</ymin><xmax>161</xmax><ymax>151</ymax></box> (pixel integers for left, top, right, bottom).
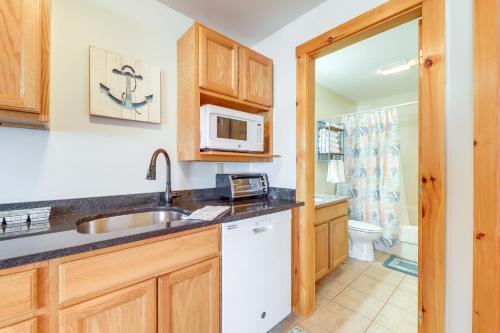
<box><xmin>374</xmin><ymin>224</ymin><xmax>418</xmax><ymax>262</ymax></box>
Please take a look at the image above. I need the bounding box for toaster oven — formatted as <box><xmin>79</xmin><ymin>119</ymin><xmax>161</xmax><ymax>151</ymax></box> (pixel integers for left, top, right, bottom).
<box><xmin>215</xmin><ymin>174</ymin><xmax>269</xmax><ymax>200</ymax></box>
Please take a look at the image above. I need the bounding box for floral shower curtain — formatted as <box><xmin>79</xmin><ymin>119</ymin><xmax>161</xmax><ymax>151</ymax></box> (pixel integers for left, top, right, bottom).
<box><xmin>337</xmin><ymin>108</ymin><xmax>401</xmax><ymax>246</ymax></box>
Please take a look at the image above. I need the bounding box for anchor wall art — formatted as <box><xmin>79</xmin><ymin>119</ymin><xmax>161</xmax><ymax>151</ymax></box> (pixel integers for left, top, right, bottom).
<box><xmin>89</xmin><ymin>46</ymin><xmax>161</xmax><ymax>123</ymax></box>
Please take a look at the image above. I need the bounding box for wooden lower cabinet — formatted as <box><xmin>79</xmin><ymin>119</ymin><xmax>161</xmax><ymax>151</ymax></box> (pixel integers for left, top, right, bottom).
<box><xmin>330</xmin><ymin>217</ymin><xmax>348</xmax><ymax>269</ymax></box>
<box><xmin>314</xmin><ymin>223</ymin><xmax>330</xmax><ymax>281</ymax></box>
<box><xmin>0</xmin><ymin>318</ymin><xmax>37</xmax><ymax>333</ymax></box>
<box><xmin>158</xmin><ymin>258</ymin><xmax>220</xmax><ymax>333</ymax></box>
<box><xmin>59</xmin><ymin>279</ymin><xmax>157</xmax><ymax>333</ymax></box>
<box><xmin>1</xmin><ymin>227</ymin><xmax>221</xmax><ymax>333</ymax></box>
<box><xmin>0</xmin><ymin>269</ymin><xmax>37</xmax><ymax>324</ymax></box>
<box><xmin>315</xmin><ymin>202</ymin><xmax>349</xmax><ymax>281</ymax></box>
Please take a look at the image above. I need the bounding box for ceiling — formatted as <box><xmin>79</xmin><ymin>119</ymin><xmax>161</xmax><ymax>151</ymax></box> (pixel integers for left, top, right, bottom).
<box><xmin>315</xmin><ymin>20</ymin><xmax>419</xmax><ymax>103</ymax></box>
<box><xmin>158</xmin><ymin>0</ymin><xmax>327</xmax><ymax>45</ymax></box>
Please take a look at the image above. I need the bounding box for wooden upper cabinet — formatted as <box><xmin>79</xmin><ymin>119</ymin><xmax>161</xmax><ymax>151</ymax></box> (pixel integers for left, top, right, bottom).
<box><xmin>240</xmin><ymin>47</ymin><xmax>273</xmax><ymax>106</ymax></box>
<box><xmin>199</xmin><ymin>26</ymin><xmax>239</xmax><ymax>97</ymax></box>
<box><xmin>59</xmin><ymin>279</ymin><xmax>157</xmax><ymax>333</ymax></box>
<box><xmin>158</xmin><ymin>258</ymin><xmax>220</xmax><ymax>333</ymax></box>
<box><xmin>177</xmin><ymin>23</ymin><xmax>275</xmax><ymax>162</ymax></box>
<box><xmin>0</xmin><ymin>0</ymin><xmax>49</xmax><ymax>128</ymax></box>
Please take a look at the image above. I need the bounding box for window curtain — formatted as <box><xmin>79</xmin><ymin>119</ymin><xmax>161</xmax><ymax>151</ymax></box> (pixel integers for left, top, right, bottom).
<box><xmin>337</xmin><ymin>108</ymin><xmax>401</xmax><ymax>246</ymax></box>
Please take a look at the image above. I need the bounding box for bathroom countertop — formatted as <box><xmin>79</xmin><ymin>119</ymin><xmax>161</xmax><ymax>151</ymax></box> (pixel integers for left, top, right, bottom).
<box><xmin>0</xmin><ymin>189</ymin><xmax>303</xmax><ymax>270</ymax></box>
<box><xmin>314</xmin><ymin>194</ymin><xmax>349</xmax><ymax>209</ymax></box>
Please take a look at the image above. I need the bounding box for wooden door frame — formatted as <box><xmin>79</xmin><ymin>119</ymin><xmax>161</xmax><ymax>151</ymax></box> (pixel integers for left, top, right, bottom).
<box><xmin>294</xmin><ymin>1</ymin><xmax>445</xmax><ymax>332</ymax></box>
<box><xmin>473</xmin><ymin>0</ymin><xmax>500</xmax><ymax>332</ymax></box>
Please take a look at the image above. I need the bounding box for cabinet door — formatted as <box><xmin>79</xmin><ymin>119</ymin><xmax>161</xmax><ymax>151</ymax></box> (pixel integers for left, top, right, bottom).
<box><xmin>158</xmin><ymin>258</ymin><xmax>220</xmax><ymax>333</ymax></box>
<box><xmin>0</xmin><ymin>0</ymin><xmax>41</xmax><ymax>113</ymax></box>
<box><xmin>0</xmin><ymin>318</ymin><xmax>36</xmax><ymax>333</ymax></box>
<box><xmin>315</xmin><ymin>223</ymin><xmax>330</xmax><ymax>281</ymax></box>
<box><xmin>0</xmin><ymin>269</ymin><xmax>37</xmax><ymax>324</ymax></box>
<box><xmin>60</xmin><ymin>279</ymin><xmax>157</xmax><ymax>333</ymax></box>
<box><xmin>199</xmin><ymin>26</ymin><xmax>239</xmax><ymax>97</ymax></box>
<box><xmin>240</xmin><ymin>47</ymin><xmax>273</xmax><ymax>106</ymax></box>
<box><xmin>330</xmin><ymin>217</ymin><xmax>348</xmax><ymax>269</ymax></box>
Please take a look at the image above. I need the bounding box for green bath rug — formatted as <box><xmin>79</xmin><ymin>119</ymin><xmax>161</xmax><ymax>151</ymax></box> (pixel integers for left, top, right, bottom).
<box><xmin>383</xmin><ymin>255</ymin><xmax>418</xmax><ymax>277</ymax></box>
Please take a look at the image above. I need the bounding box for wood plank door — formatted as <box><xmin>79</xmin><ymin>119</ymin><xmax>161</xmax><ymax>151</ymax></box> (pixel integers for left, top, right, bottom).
<box><xmin>314</xmin><ymin>223</ymin><xmax>329</xmax><ymax>281</ymax></box>
<box><xmin>199</xmin><ymin>26</ymin><xmax>239</xmax><ymax>97</ymax></box>
<box><xmin>158</xmin><ymin>258</ymin><xmax>220</xmax><ymax>333</ymax></box>
<box><xmin>240</xmin><ymin>47</ymin><xmax>273</xmax><ymax>106</ymax></box>
<box><xmin>330</xmin><ymin>217</ymin><xmax>348</xmax><ymax>269</ymax></box>
<box><xmin>0</xmin><ymin>0</ymin><xmax>41</xmax><ymax>113</ymax></box>
<box><xmin>59</xmin><ymin>279</ymin><xmax>157</xmax><ymax>333</ymax></box>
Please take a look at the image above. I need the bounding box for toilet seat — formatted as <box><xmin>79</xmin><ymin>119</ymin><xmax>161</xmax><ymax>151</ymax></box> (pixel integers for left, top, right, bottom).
<box><xmin>348</xmin><ymin>220</ymin><xmax>382</xmax><ymax>233</ymax></box>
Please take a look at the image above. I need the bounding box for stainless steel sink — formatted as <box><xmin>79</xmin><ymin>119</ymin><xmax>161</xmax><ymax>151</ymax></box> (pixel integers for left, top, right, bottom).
<box><xmin>76</xmin><ymin>210</ymin><xmax>187</xmax><ymax>234</ymax></box>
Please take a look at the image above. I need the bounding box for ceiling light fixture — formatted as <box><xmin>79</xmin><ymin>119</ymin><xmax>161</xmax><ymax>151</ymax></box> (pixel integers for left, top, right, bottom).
<box><xmin>377</xmin><ymin>59</ymin><xmax>418</xmax><ymax>76</ymax></box>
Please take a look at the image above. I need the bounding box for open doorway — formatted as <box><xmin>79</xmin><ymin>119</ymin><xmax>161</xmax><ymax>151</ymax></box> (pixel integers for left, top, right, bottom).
<box><xmin>310</xmin><ymin>19</ymin><xmax>420</xmax><ymax>332</ymax></box>
<box><xmin>292</xmin><ymin>1</ymin><xmax>445</xmax><ymax>332</ymax></box>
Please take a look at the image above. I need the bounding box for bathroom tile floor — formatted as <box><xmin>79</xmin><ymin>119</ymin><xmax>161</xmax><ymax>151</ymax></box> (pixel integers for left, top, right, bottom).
<box><xmin>270</xmin><ymin>251</ymin><xmax>418</xmax><ymax>333</ymax></box>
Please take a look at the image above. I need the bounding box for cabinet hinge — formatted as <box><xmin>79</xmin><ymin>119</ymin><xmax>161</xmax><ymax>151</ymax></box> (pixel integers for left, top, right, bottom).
<box><xmin>419</xmin><ymin>309</ymin><xmax>424</xmax><ymax>325</ymax></box>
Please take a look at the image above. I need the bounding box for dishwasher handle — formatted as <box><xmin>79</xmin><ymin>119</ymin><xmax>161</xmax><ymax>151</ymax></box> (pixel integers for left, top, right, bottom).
<box><xmin>252</xmin><ymin>225</ymin><xmax>273</xmax><ymax>234</ymax></box>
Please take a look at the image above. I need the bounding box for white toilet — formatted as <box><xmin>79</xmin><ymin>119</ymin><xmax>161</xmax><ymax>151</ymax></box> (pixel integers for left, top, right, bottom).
<box><xmin>348</xmin><ymin>220</ymin><xmax>383</xmax><ymax>261</ymax></box>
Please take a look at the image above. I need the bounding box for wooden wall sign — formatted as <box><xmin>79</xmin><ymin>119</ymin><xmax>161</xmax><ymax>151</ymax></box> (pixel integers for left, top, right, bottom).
<box><xmin>89</xmin><ymin>46</ymin><xmax>161</xmax><ymax>123</ymax></box>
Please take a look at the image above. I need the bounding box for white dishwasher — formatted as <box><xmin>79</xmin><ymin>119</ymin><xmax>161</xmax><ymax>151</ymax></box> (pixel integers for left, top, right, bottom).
<box><xmin>222</xmin><ymin>210</ymin><xmax>291</xmax><ymax>333</ymax></box>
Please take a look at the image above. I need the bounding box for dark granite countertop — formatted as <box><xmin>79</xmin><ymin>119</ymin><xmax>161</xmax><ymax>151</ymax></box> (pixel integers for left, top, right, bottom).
<box><xmin>0</xmin><ymin>188</ymin><xmax>302</xmax><ymax>270</ymax></box>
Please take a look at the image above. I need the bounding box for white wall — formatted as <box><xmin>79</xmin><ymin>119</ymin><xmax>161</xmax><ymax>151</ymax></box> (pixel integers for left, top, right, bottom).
<box><xmin>315</xmin><ymin>84</ymin><xmax>356</xmax><ymax>195</ymax></box>
<box><xmin>250</xmin><ymin>0</ymin><xmax>386</xmax><ymax>187</ymax></box>
<box><xmin>445</xmin><ymin>0</ymin><xmax>473</xmax><ymax>332</ymax></box>
<box><xmin>0</xmin><ymin>0</ymin><xmax>249</xmax><ymax>204</ymax></box>
<box><xmin>252</xmin><ymin>0</ymin><xmax>473</xmax><ymax>332</ymax></box>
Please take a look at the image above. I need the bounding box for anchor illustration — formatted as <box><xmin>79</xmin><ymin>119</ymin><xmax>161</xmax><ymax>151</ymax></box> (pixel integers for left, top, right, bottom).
<box><xmin>100</xmin><ymin>65</ymin><xmax>153</xmax><ymax>113</ymax></box>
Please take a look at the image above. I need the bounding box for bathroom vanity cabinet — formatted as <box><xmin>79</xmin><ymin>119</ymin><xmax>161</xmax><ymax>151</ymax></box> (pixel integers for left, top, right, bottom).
<box><xmin>314</xmin><ymin>200</ymin><xmax>348</xmax><ymax>281</ymax></box>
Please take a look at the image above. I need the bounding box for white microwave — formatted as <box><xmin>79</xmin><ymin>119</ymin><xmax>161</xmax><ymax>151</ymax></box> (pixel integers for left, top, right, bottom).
<box><xmin>200</xmin><ymin>104</ymin><xmax>264</xmax><ymax>153</ymax></box>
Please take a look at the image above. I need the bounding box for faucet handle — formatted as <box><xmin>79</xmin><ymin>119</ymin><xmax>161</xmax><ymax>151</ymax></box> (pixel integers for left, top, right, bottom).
<box><xmin>165</xmin><ymin>192</ymin><xmax>181</xmax><ymax>204</ymax></box>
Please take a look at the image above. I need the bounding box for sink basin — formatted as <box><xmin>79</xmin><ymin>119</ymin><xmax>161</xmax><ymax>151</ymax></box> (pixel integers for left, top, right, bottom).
<box><xmin>76</xmin><ymin>209</ymin><xmax>187</xmax><ymax>234</ymax></box>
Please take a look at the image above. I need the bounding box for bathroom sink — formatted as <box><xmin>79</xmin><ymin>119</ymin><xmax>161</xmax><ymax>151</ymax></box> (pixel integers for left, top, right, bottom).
<box><xmin>76</xmin><ymin>209</ymin><xmax>187</xmax><ymax>234</ymax></box>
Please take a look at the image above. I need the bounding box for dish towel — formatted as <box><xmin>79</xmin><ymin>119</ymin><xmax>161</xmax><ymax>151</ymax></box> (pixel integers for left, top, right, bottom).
<box><xmin>327</xmin><ymin>160</ymin><xmax>346</xmax><ymax>184</ymax></box>
<box><xmin>337</xmin><ymin>160</ymin><xmax>346</xmax><ymax>183</ymax></box>
<box><xmin>327</xmin><ymin>160</ymin><xmax>339</xmax><ymax>183</ymax></box>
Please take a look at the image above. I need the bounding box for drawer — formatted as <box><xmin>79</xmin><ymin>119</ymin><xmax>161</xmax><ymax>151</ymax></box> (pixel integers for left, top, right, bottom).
<box><xmin>0</xmin><ymin>270</ymin><xmax>37</xmax><ymax>323</ymax></box>
<box><xmin>315</xmin><ymin>201</ymin><xmax>348</xmax><ymax>225</ymax></box>
<box><xmin>59</xmin><ymin>228</ymin><xmax>220</xmax><ymax>305</ymax></box>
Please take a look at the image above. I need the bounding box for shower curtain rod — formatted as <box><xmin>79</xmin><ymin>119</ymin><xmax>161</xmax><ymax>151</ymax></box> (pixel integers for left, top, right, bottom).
<box><xmin>336</xmin><ymin>101</ymin><xmax>418</xmax><ymax>118</ymax></box>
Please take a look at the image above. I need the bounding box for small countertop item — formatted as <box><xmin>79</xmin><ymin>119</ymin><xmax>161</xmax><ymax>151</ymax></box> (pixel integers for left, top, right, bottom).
<box><xmin>314</xmin><ymin>193</ymin><xmax>349</xmax><ymax>208</ymax></box>
<box><xmin>186</xmin><ymin>206</ymin><xmax>231</xmax><ymax>221</ymax></box>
